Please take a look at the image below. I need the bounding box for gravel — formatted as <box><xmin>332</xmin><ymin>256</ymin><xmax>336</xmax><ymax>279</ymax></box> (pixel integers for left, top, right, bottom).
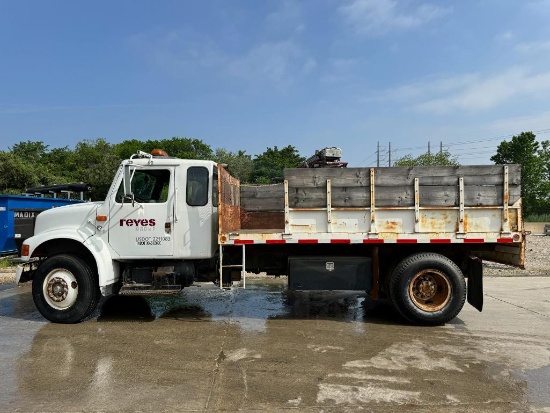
<box><xmin>484</xmin><ymin>234</ymin><xmax>550</xmax><ymax>277</ymax></box>
<box><xmin>0</xmin><ymin>269</ymin><xmax>16</xmax><ymax>284</ymax></box>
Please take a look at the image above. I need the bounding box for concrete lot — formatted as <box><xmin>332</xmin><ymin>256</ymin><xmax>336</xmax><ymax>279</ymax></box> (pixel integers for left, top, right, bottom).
<box><xmin>0</xmin><ymin>277</ymin><xmax>549</xmax><ymax>412</ymax></box>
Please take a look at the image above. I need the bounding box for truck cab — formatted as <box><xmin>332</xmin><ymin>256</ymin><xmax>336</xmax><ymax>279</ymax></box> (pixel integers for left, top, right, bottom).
<box><xmin>99</xmin><ymin>150</ymin><xmax>218</xmax><ymax>260</ymax></box>
<box><xmin>18</xmin><ymin>150</ymin><xmax>219</xmax><ymax>323</ymax></box>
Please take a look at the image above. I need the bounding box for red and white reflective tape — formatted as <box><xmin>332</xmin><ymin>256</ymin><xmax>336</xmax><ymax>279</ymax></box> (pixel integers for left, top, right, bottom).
<box><xmin>225</xmin><ymin>237</ymin><xmax>519</xmax><ymax>245</ymax></box>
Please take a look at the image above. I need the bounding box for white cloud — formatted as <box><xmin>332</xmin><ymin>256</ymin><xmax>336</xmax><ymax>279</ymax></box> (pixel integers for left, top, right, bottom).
<box><xmin>514</xmin><ymin>40</ymin><xmax>550</xmax><ymax>53</ymax></box>
<box><xmin>527</xmin><ymin>0</ymin><xmax>550</xmax><ymax>11</ymax></box>
<box><xmin>420</xmin><ymin>68</ymin><xmax>550</xmax><ymax>113</ymax></box>
<box><xmin>386</xmin><ymin>74</ymin><xmax>479</xmax><ymax>102</ymax></box>
<box><xmin>320</xmin><ymin>58</ymin><xmax>359</xmax><ymax>84</ymax></box>
<box><xmin>0</xmin><ymin>103</ymin><xmax>158</xmax><ymax>115</ymax></box>
<box><xmin>383</xmin><ymin>67</ymin><xmax>550</xmax><ymax>114</ymax></box>
<box><xmin>128</xmin><ymin>30</ymin><xmax>315</xmax><ymax>89</ymax></box>
<box><xmin>494</xmin><ymin>31</ymin><xmax>515</xmax><ymax>42</ymax></box>
<box><xmin>228</xmin><ymin>41</ymin><xmax>316</xmax><ymax>86</ymax></box>
<box><xmin>265</xmin><ymin>0</ymin><xmax>305</xmax><ymax>34</ymax></box>
<box><xmin>489</xmin><ymin>111</ymin><xmax>550</xmax><ymax>136</ymax></box>
<box><xmin>338</xmin><ymin>0</ymin><xmax>452</xmax><ymax>36</ymax></box>
<box><xmin>127</xmin><ymin>28</ymin><xmax>226</xmax><ymax>76</ymax></box>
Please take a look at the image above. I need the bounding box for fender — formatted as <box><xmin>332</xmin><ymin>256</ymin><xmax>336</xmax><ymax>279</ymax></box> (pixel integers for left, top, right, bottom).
<box><xmin>22</xmin><ymin>229</ymin><xmax>118</xmax><ymax>291</ymax></box>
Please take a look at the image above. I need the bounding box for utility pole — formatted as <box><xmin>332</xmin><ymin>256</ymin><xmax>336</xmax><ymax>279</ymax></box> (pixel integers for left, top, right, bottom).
<box><xmin>428</xmin><ymin>141</ymin><xmax>431</xmax><ymax>156</ymax></box>
<box><xmin>440</xmin><ymin>141</ymin><xmax>443</xmax><ymax>155</ymax></box>
<box><xmin>388</xmin><ymin>142</ymin><xmax>392</xmax><ymax>166</ymax></box>
<box><xmin>377</xmin><ymin>141</ymin><xmax>380</xmax><ymax>167</ymax></box>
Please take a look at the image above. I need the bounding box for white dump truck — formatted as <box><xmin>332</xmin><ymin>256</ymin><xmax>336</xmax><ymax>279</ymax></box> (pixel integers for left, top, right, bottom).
<box><xmin>17</xmin><ymin>149</ymin><xmax>524</xmax><ymax>325</ymax></box>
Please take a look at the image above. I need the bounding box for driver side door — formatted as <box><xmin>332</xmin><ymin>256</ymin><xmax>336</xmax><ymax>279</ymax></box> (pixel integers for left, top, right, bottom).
<box><xmin>108</xmin><ymin>166</ymin><xmax>175</xmax><ymax>257</ymax></box>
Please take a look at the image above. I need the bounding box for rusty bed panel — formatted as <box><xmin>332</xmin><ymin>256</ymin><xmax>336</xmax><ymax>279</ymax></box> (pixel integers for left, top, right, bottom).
<box><xmin>241</xmin><ymin>211</ymin><xmax>285</xmax><ymax>230</ymax></box>
<box><xmin>218</xmin><ymin>165</ymin><xmax>241</xmax><ymax>233</ymax></box>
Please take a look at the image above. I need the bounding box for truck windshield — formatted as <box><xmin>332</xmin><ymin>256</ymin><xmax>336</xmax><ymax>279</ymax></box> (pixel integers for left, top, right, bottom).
<box><xmin>116</xmin><ymin>169</ymin><xmax>171</xmax><ymax>204</ymax></box>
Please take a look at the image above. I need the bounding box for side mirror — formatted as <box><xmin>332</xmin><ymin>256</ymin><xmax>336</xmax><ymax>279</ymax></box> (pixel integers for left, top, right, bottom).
<box><xmin>123</xmin><ymin>165</ymin><xmax>134</xmax><ymax>198</ymax></box>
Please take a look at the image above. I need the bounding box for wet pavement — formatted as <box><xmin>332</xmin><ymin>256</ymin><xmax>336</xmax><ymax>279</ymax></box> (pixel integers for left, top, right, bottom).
<box><xmin>1</xmin><ymin>277</ymin><xmax>550</xmax><ymax>412</ymax></box>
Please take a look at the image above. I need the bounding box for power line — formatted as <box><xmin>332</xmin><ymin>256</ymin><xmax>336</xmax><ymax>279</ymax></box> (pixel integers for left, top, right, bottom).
<box><xmin>357</xmin><ymin>151</ymin><xmax>378</xmax><ymax>166</ymax></box>
<box><xmin>395</xmin><ymin>128</ymin><xmax>550</xmax><ymax>154</ymax></box>
<box><xmin>450</xmin><ymin>145</ymin><xmax>499</xmax><ymax>153</ymax></box>
<box><xmin>363</xmin><ymin>127</ymin><xmax>550</xmax><ymax>166</ymax></box>
<box><xmin>445</xmin><ymin>128</ymin><xmax>550</xmax><ymax>148</ymax></box>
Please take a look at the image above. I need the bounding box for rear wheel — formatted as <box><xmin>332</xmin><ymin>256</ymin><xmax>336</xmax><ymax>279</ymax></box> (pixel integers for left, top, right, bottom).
<box><xmin>389</xmin><ymin>253</ymin><xmax>466</xmax><ymax>326</ymax></box>
<box><xmin>32</xmin><ymin>254</ymin><xmax>99</xmax><ymax>324</ymax></box>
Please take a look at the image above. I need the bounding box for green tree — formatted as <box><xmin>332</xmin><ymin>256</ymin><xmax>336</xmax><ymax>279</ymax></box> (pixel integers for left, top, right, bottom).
<box><xmin>0</xmin><ymin>151</ymin><xmax>41</xmax><ymax>193</ymax></box>
<box><xmin>72</xmin><ymin>139</ymin><xmax>120</xmax><ymax>200</ymax></box>
<box><xmin>114</xmin><ymin>137</ymin><xmax>213</xmax><ymax>161</ymax></box>
<box><xmin>251</xmin><ymin>145</ymin><xmax>305</xmax><ymax>184</ymax></box>
<box><xmin>8</xmin><ymin>140</ymin><xmax>57</xmax><ymax>187</ymax></box>
<box><xmin>393</xmin><ymin>150</ymin><xmax>459</xmax><ymax>167</ymax></box>
<box><xmin>41</xmin><ymin>146</ymin><xmax>76</xmax><ymax>185</ymax></box>
<box><xmin>213</xmin><ymin>148</ymin><xmax>254</xmax><ymax>183</ymax></box>
<box><xmin>491</xmin><ymin>131</ymin><xmax>550</xmax><ymax>216</ymax></box>
<box><xmin>10</xmin><ymin>140</ymin><xmax>49</xmax><ymax>162</ymax></box>
<box><xmin>148</xmin><ymin>137</ymin><xmax>213</xmax><ymax>160</ymax></box>
<box><xmin>113</xmin><ymin>139</ymin><xmax>146</xmax><ymax>160</ymax></box>
<box><xmin>539</xmin><ymin>140</ymin><xmax>550</xmax><ymax>182</ymax></box>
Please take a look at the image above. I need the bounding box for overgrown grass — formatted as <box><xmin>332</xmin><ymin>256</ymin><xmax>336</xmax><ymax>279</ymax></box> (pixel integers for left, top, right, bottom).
<box><xmin>525</xmin><ymin>214</ymin><xmax>550</xmax><ymax>222</ymax></box>
<box><xmin>0</xmin><ymin>257</ymin><xmax>16</xmax><ymax>269</ymax></box>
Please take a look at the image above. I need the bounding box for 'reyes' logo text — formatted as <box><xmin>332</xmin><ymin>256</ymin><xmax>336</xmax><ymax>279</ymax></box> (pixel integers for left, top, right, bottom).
<box><xmin>120</xmin><ymin>219</ymin><xmax>156</xmax><ymax>227</ymax></box>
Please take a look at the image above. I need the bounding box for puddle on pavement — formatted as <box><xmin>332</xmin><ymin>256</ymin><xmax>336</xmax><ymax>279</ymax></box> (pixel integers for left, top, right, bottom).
<box><xmin>96</xmin><ymin>283</ymin><xmax>392</xmax><ymax>332</ymax></box>
<box><xmin>0</xmin><ymin>284</ymin><xmax>40</xmax><ymax>320</ymax></box>
<box><xmin>0</xmin><ymin>284</ymin><xmax>15</xmax><ymax>292</ymax></box>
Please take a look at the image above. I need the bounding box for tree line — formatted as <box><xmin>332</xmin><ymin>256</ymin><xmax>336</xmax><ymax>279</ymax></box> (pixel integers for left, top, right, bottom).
<box><xmin>0</xmin><ymin>138</ymin><xmax>303</xmax><ymax>200</ymax></box>
<box><xmin>1</xmin><ymin>131</ymin><xmax>548</xmax><ymax>217</ymax></box>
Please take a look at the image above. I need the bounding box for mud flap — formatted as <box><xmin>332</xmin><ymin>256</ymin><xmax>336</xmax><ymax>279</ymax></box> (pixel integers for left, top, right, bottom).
<box><xmin>466</xmin><ymin>256</ymin><xmax>483</xmax><ymax>312</ymax></box>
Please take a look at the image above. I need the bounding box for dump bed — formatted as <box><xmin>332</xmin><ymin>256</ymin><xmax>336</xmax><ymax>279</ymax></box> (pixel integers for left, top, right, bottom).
<box><xmin>218</xmin><ymin>164</ymin><xmax>524</xmax><ymax>266</ymax></box>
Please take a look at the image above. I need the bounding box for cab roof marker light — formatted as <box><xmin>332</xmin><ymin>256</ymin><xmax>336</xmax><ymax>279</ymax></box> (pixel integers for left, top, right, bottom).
<box><xmin>151</xmin><ymin>149</ymin><xmax>169</xmax><ymax>156</ymax></box>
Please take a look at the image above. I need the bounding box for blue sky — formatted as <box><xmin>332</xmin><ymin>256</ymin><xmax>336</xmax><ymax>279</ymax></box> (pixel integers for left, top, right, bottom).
<box><xmin>1</xmin><ymin>0</ymin><xmax>550</xmax><ymax>166</ymax></box>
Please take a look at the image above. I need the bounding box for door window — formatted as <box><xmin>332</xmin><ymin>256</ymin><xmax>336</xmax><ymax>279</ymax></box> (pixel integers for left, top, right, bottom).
<box><xmin>116</xmin><ymin>169</ymin><xmax>171</xmax><ymax>204</ymax></box>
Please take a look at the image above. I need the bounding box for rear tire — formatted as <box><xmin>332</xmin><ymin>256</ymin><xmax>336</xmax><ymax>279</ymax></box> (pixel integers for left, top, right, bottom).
<box><xmin>32</xmin><ymin>254</ymin><xmax>99</xmax><ymax>324</ymax></box>
<box><xmin>389</xmin><ymin>253</ymin><xmax>466</xmax><ymax>326</ymax></box>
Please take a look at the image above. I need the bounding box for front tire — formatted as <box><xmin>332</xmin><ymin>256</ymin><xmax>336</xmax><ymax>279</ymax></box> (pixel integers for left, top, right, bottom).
<box><xmin>32</xmin><ymin>254</ymin><xmax>99</xmax><ymax>324</ymax></box>
<box><xmin>389</xmin><ymin>253</ymin><xmax>466</xmax><ymax>326</ymax></box>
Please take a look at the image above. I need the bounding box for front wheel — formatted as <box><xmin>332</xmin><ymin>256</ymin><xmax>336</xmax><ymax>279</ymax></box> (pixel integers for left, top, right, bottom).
<box><xmin>389</xmin><ymin>253</ymin><xmax>466</xmax><ymax>326</ymax></box>
<box><xmin>32</xmin><ymin>254</ymin><xmax>99</xmax><ymax>323</ymax></box>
